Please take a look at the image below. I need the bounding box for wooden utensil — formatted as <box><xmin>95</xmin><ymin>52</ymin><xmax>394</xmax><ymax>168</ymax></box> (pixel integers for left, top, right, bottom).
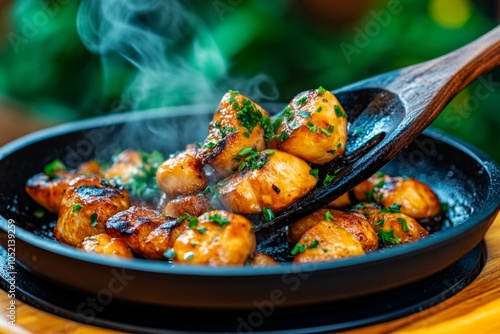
<box><xmin>256</xmin><ymin>25</ymin><xmax>500</xmax><ymax>233</ymax></box>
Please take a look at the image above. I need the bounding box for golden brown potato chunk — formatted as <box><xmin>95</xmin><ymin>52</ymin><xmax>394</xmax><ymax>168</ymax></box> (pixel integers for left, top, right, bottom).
<box><xmin>293</xmin><ymin>221</ymin><xmax>365</xmax><ymax>263</ymax></box>
<box><xmin>54</xmin><ymin>175</ymin><xmax>131</xmax><ymax>247</ymax></box>
<box><xmin>218</xmin><ymin>149</ymin><xmax>317</xmax><ymax>214</ymax></box>
<box><xmin>249</xmin><ymin>252</ymin><xmax>279</xmax><ymax>267</ymax></box>
<box><xmin>156</xmin><ymin>145</ymin><xmax>207</xmax><ymax>197</ymax></box>
<box><xmin>171</xmin><ymin>210</ymin><xmax>255</xmax><ymax>266</ymax></box>
<box><xmin>106</xmin><ymin>206</ymin><xmax>186</xmax><ymax>260</ymax></box>
<box><xmin>353</xmin><ymin>173</ymin><xmax>441</xmax><ymax>219</ymax></box>
<box><xmin>77</xmin><ymin>160</ymin><xmax>103</xmax><ymax>177</ymax></box>
<box><xmin>269</xmin><ymin>89</ymin><xmax>348</xmax><ymax>164</ymax></box>
<box><xmin>328</xmin><ymin>192</ymin><xmax>352</xmax><ymax>208</ymax></box>
<box><xmin>104</xmin><ymin>149</ymin><xmax>142</xmax><ymax>182</ymax></box>
<box><xmin>25</xmin><ymin>171</ymin><xmax>76</xmax><ymax>213</ymax></box>
<box><xmin>288</xmin><ymin>209</ymin><xmax>378</xmax><ymax>252</ymax></box>
<box><xmin>161</xmin><ymin>195</ymin><xmax>211</xmax><ymax>218</ymax></box>
<box><xmin>197</xmin><ymin>91</ymin><xmax>268</xmax><ymax>177</ymax></box>
<box><xmin>353</xmin><ymin>203</ymin><xmax>429</xmax><ymax>246</ymax></box>
<box><xmin>79</xmin><ymin>233</ymin><xmax>133</xmax><ymax>258</ymax></box>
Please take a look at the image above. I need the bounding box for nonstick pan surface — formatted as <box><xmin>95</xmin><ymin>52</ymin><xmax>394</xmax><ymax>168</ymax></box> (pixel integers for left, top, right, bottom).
<box><xmin>0</xmin><ymin>103</ymin><xmax>499</xmax><ymax>308</ymax></box>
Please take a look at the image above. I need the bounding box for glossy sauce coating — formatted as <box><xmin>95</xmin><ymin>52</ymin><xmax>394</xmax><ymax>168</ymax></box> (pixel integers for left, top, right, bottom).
<box><xmin>218</xmin><ymin>150</ymin><xmax>317</xmax><ymax>214</ymax></box>
<box><xmin>172</xmin><ymin>210</ymin><xmax>255</xmax><ymax>266</ymax></box>
<box><xmin>54</xmin><ymin>175</ymin><xmax>130</xmax><ymax>247</ymax></box>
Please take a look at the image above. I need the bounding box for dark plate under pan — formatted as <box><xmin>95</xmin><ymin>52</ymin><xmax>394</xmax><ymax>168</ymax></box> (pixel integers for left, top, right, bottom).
<box><xmin>0</xmin><ymin>103</ymin><xmax>499</xmax><ymax>309</ymax></box>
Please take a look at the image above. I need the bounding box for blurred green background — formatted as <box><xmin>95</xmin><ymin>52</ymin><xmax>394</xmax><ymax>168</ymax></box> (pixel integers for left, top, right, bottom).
<box><xmin>0</xmin><ymin>0</ymin><xmax>499</xmax><ymax>162</ymax></box>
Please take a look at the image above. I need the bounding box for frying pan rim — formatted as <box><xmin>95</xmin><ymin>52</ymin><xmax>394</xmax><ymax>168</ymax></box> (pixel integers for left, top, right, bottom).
<box><xmin>0</xmin><ymin>110</ymin><xmax>499</xmax><ymax>277</ymax></box>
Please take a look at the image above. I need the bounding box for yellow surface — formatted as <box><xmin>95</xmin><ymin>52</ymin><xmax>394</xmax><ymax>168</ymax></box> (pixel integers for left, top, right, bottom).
<box><xmin>1</xmin><ymin>213</ymin><xmax>499</xmax><ymax>334</ymax></box>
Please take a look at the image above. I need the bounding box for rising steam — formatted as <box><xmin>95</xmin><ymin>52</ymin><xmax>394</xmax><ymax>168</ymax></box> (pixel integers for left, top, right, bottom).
<box><xmin>76</xmin><ymin>0</ymin><xmax>278</xmax><ymax>112</ymax></box>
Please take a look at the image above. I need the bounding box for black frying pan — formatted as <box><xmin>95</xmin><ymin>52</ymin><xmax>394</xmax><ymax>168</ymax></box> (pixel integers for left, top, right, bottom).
<box><xmin>0</xmin><ymin>101</ymin><xmax>499</xmax><ymax>309</ymax></box>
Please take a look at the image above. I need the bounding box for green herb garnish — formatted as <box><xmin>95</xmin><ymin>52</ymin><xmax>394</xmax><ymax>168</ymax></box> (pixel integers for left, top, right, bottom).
<box><xmin>317</xmin><ymin>86</ymin><xmax>326</xmax><ymax>95</ymax></box>
<box><xmin>323</xmin><ymin>173</ymin><xmax>335</xmax><ymax>186</ymax></box>
<box><xmin>278</xmin><ymin>131</ymin><xmax>289</xmax><ymax>142</ymax></box>
<box><xmin>309</xmin><ymin>169</ymin><xmax>319</xmax><ymax>179</ymax></box>
<box><xmin>334</xmin><ymin>105</ymin><xmax>348</xmax><ymax>118</ymax></box>
<box><xmin>353</xmin><ymin>126</ymin><xmax>364</xmax><ymax>135</ymax></box>
<box><xmin>291</xmin><ymin>243</ymin><xmax>307</xmax><ymax>255</ymax></box>
<box><xmin>306</xmin><ymin>122</ymin><xmax>317</xmax><ymax>133</ymax></box>
<box><xmin>236</xmin><ymin>99</ymin><xmax>264</xmax><ymax>134</ymax></box>
<box><xmin>398</xmin><ymin>218</ymin><xmax>410</xmax><ymax>232</ymax></box>
<box><xmin>308</xmin><ymin>239</ymin><xmax>320</xmax><ymax>248</ymax></box>
<box><xmin>89</xmin><ymin>212</ymin><xmax>98</xmax><ymax>227</ymax></box>
<box><xmin>375</xmin><ymin>218</ymin><xmax>385</xmax><ymax>226</ymax></box>
<box><xmin>320</xmin><ymin>128</ymin><xmax>331</xmax><ymax>136</ymax></box>
<box><xmin>125</xmin><ymin>149</ymin><xmax>165</xmax><ymax>201</ymax></box>
<box><xmin>379</xmin><ymin>203</ymin><xmax>402</xmax><ymax>214</ymax></box>
<box><xmin>325</xmin><ymin>210</ymin><xmax>334</xmax><ymax>222</ymax></box>
<box><xmin>207</xmin><ymin>213</ymin><xmax>230</xmax><ymax>227</ymax></box>
<box><xmin>72</xmin><ymin>204</ymin><xmax>83</xmax><ymax>213</ymax></box>
<box><xmin>164</xmin><ymin>248</ymin><xmax>176</xmax><ymax>260</ymax></box>
<box><xmin>262</xmin><ymin>207</ymin><xmax>275</xmax><ymax>222</ymax></box>
<box><xmin>298</xmin><ymin>111</ymin><xmax>312</xmax><ymax>118</ymax></box>
<box><xmin>44</xmin><ymin>159</ymin><xmax>66</xmax><ymax>177</ymax></box>
<box><xmin>34</xmin><ymin>210</ymin><xmax>45</xmax><ymax>219</ymax></box>
<box><xmin>377</xmin><ymin>229</ymin><xmax>401</xmax><ymax>245</ymax></box>
<box><xmin>441</xmin><ymin>202</ymin><xmax>449</xmax><ymax>212</ymax></box>
<box><xmin>178</xmin><ymin>214</ymin><xmax>199</xmax><ymax>229</ymax></box>
<box><xmin>296</xmin><ymin>95</ymin><xmax>308</xmax><ymax>107</ymax></box>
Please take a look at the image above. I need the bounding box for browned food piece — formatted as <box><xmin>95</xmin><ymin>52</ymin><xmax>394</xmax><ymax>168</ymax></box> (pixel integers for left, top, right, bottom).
<box><xmin>156</xmin><ymin>145</ymin><xmax>207</xmax><ymax>197</ymax></box>
<box><xmin>328</xmin><ymin>192</ymin><xmax>352</xmax><ymax>208</ymax></box>
<box><xmin>353</xmin><ymin>203</ymin><xmax>429</xmax><ymax>246</ymax></box>
<box><xmin>77</xmin><ymin>160</ymin><xmax>103</xmax><ymax>177</ymax></box>
<box><xmin>249</xmin><ymin>251</ymin><xmax>279</xmax><ymax>267</ymax></box>
<box><xmin>171</xmin><ymin>210</ymin><xmax>255</xmax><ymax>266</ymax></box>
<box><xmin>161</xmin><ymin>195</ymin><xmax>211</xmax><ymax>218</ymax></box>
<box><xmin>218</xmin><ymin>150</ymin><xmax>317</xmax><ymax>214</ymax></box>
<box><xmin>293</xmin><ymin>221</ymin><xmax>365</xmax><ymax>264</ymax></box>
<box><xmin>79</xmin><ymin>233</ymin><xmax>133</xmax><ymax>258</ymax></box>
<box><xmin>25</xmin><ymin>171</ymin><xmax>77</xmax><ymax>213</ymax></box>
<box><xmin>54</xmin><ymin>175</ymin><xmax>130</xmax><ymax>247</ymax></box>
<box><xmin>288</xmin><ymin>209</ymin><xmax>378</xmax><ymax>252</ymax></box>
<box><xmin>105</xmin><ymin>206</ymin><xmax>186</xmax><ymax>260</ymax></box>
<box><xmin>353</xmin><ymin>173</ymin><xmax>441</xmax><ymax>220</ymax></box>
<box><xmin>197</xmin><ymin>91</ymin><xmax>268</xmax><ymax>177</ymax></box>
<box><xmin>104</xmin><ymin>149</ymin><xmax>142</xmax><ymax>182</ymax></box>
<box><xmin>269</xmin><ymin>89</ymin><xmax>348</xmax><ymax>164</ymax></box>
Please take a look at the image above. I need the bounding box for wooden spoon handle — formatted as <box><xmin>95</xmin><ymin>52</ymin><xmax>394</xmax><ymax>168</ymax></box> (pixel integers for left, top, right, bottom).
<box><xmin>389</xmin><ymin>25</ymin><xmax>500</xmax><ymax>120</ymax></box>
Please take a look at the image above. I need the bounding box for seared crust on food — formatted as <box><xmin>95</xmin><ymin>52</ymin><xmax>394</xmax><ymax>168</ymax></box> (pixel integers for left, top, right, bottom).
<box><xmin>197</xmin><ymin>92</ymin><xmax>268</xmax><ymax>177</ymax></box>
<box><xmin>105</xmin><ymin>206</ymin><xmax>186</xmax><ymax>260</ymax></box>
<box><xmin>53</xmin><ymin>175</ymin><xmax>130</xmax><ymax>247</ymax></box>
<box><xmin>25</xmin><ymin>171</ymin><xmax>77</xmax><ymax>213</ymax></box>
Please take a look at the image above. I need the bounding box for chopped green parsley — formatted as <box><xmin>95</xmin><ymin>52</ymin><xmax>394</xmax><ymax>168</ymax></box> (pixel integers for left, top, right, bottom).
<box><xmin>89</xmin><ymin>212</ymin><xmax>98</xmax><ymax>227</ymax></box>
<box><xmin>334</xmin><ymin>105</ymin><xmax>348</xmax><ymax>118</ymax></box>
<box><xmin>377</xmin><ymin>229</ymin><xmax>401</xmax><ymax>245</ymax></box>
<box><xmin>72</xmin><ymin>203</ymin><xmax>83</xmax><ymax>213</ymax></box>
<box><xmin>262</xmin><ymin>206</ymin><xmax>275</xmax><ymax>222</ymax></box>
